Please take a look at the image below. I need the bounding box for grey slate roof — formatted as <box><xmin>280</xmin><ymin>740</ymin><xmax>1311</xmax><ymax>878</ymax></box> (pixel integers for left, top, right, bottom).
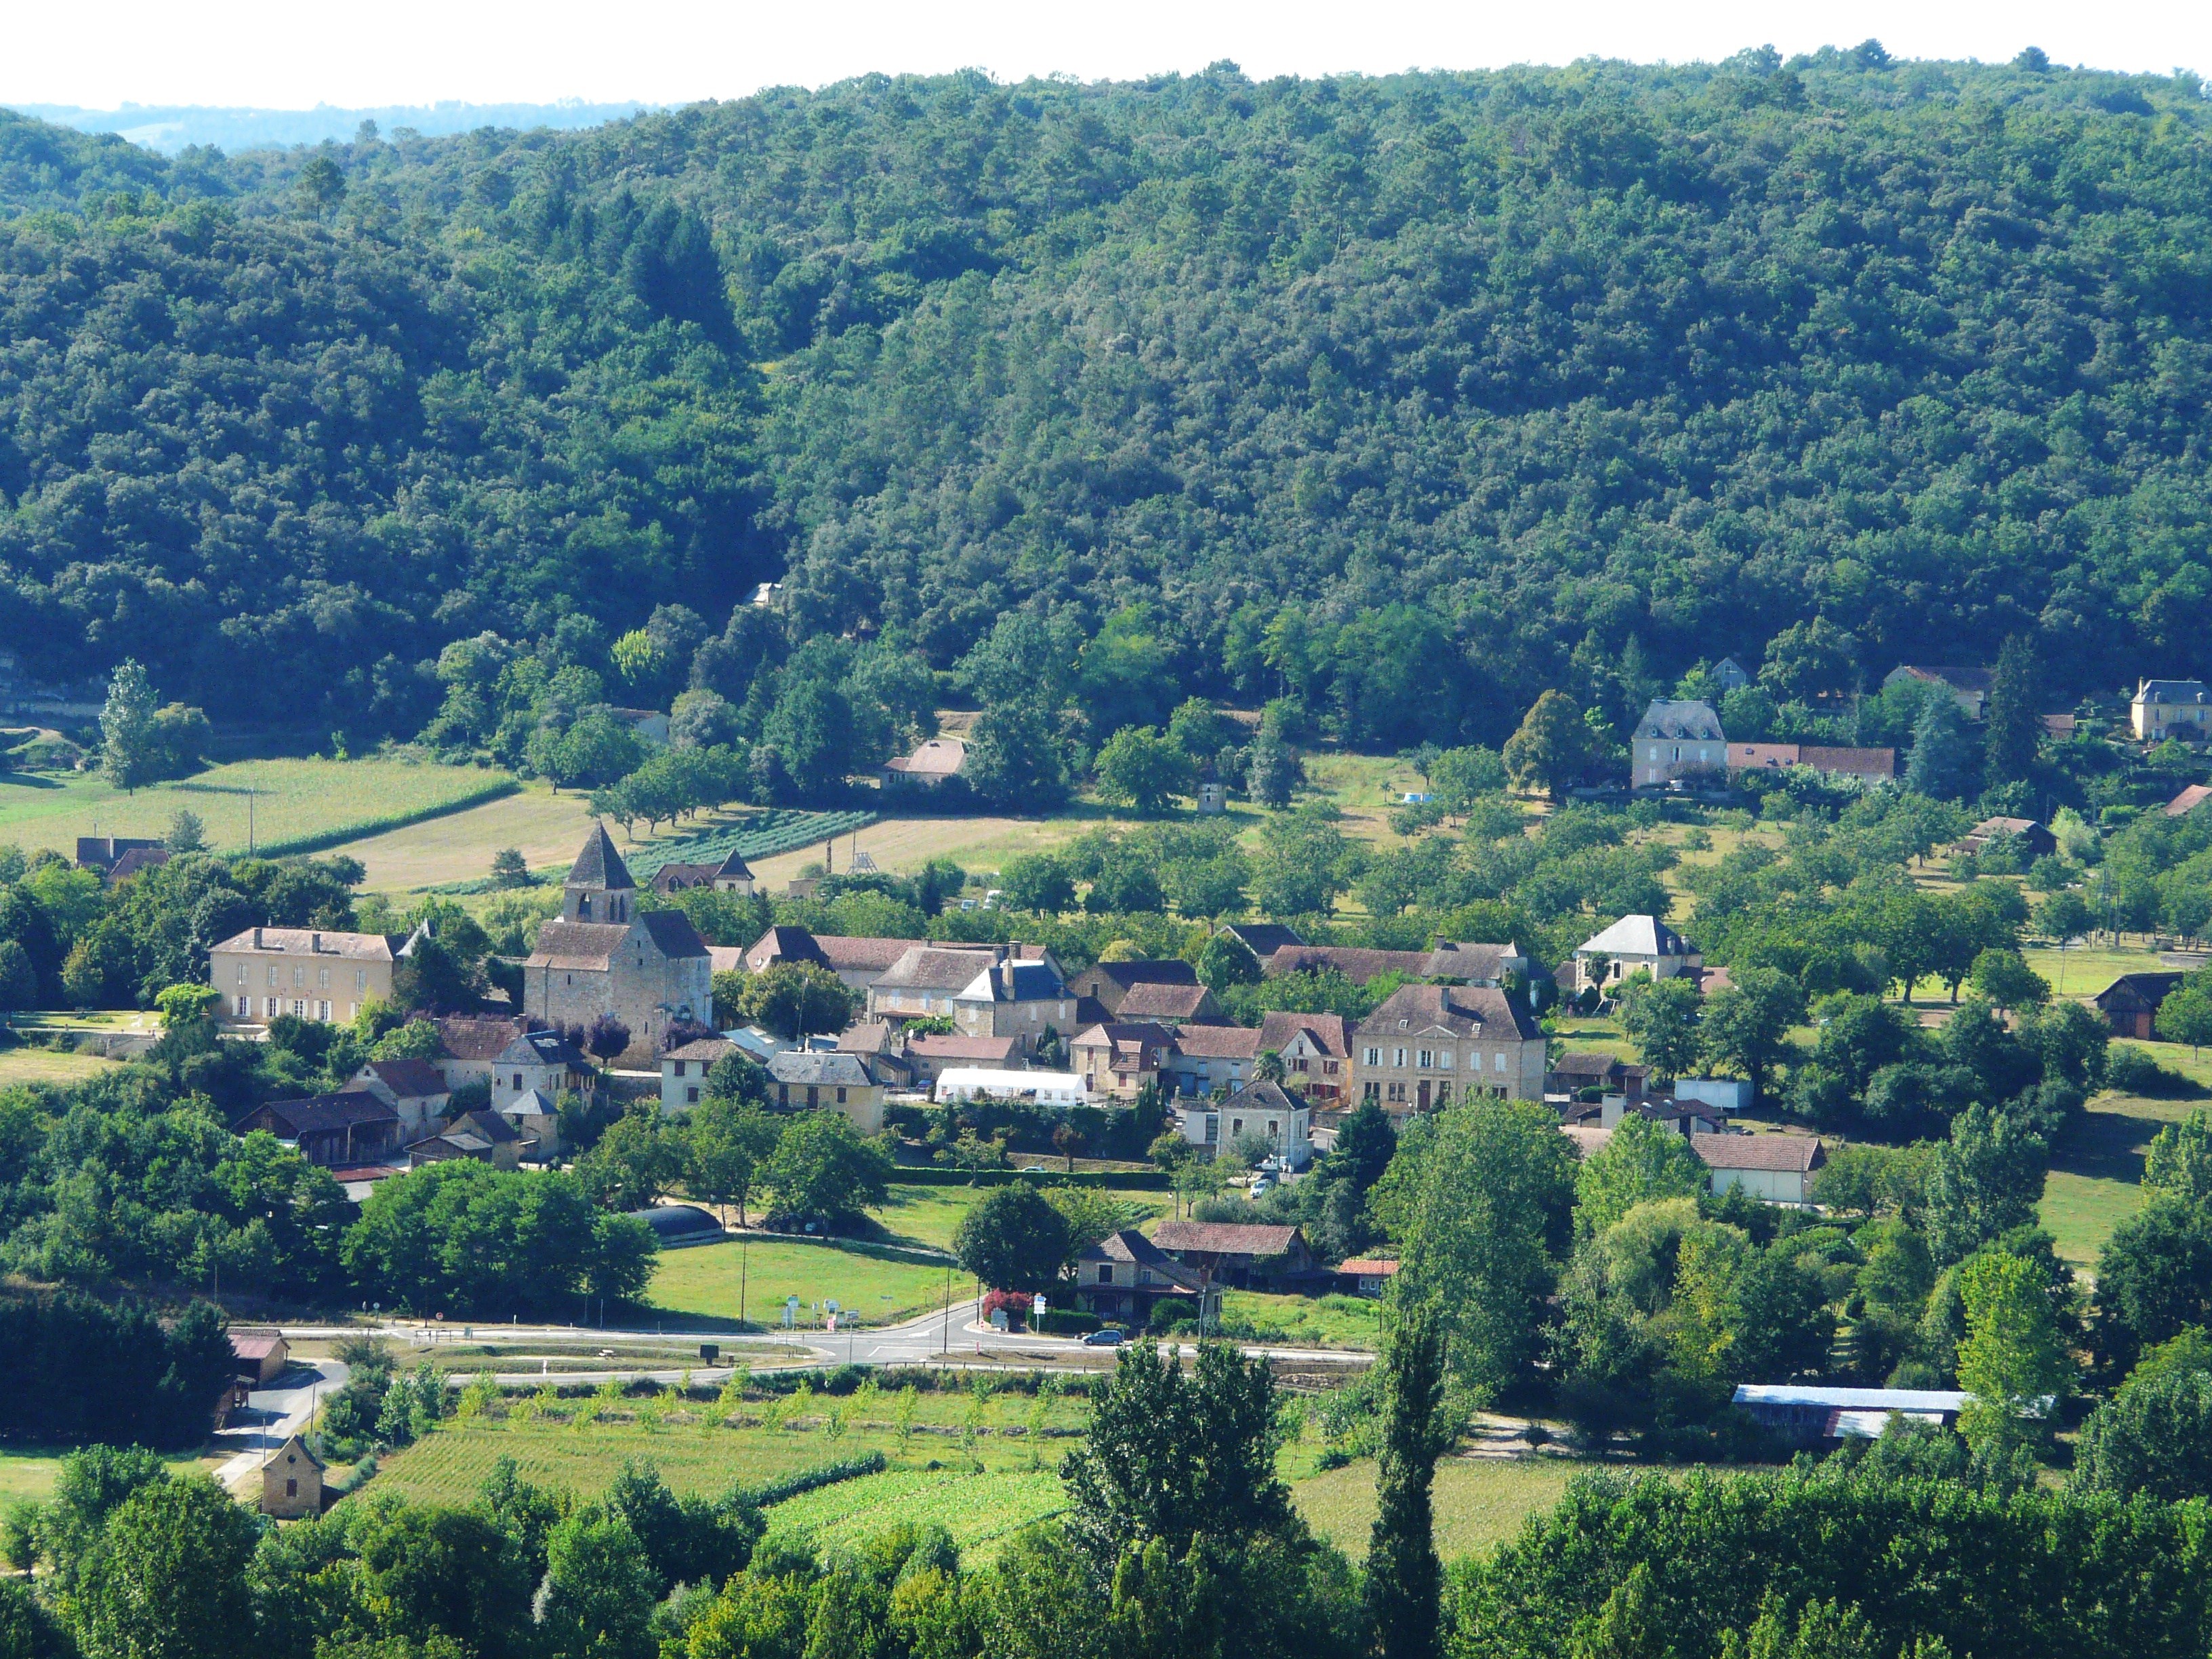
<box><xmin>1633</xmin><ymin>699</ymin><xmax>1725</xmax><ymax>741</ymax></box>
<box><xmin>637</xmin><ymin>910</ymin><xmax>710</xmax><ymax>960</ymax></box>
<box><xmin>767</xmin><ymin>1051</ymin><xmax>876</xmax><ymax>1088</ymax></box>
<box><xmin>567</xmin><ymin>823</ymin><xmax>635</xmax><ymax>891</ymax></box>
<box><xmin>238</xmin><ymin>1092</ymin><xmax>399</xmax><ymax>1136</ymax></box>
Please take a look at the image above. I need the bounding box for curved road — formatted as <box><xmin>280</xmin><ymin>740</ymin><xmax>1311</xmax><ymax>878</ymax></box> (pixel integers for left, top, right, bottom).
<box><xmin>212</xmin><ymin>1358</ymin><xmax>348</xmax><ymax>1492</ymax></box>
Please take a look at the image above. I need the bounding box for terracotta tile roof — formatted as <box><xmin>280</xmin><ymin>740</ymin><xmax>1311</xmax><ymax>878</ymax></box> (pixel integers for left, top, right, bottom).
<box><xmin>1166</xmin><ymin>1024</ymin><xmax>1265</xmax><ymax>1060</ymax></box>
<box><xmin>438</xmin><ymin>1015</ymin><xmax>527</xmax><ymax>1061</ymax></box>
<box><xmin>1693</xmin><ymin>1134</ymin><xmax>1824</xmax><ymax>1173</ymax></box>
<box><xmin>1266</xmin><ymin>944</ymin><xmax>1431</xmax><ymax>982</ymax></box>
<box><xmin>876</xmin><ymin>946</ymin><xmax>1004</xmax><ymax>992</ymax></box>
<box><xmin>1118</xmin><ymin>982</ymin><xmax>1216</xmax><ymax>1021</ymax></box>
<box><xmin>365</xmin><ymin>1059</ymin><xmax>448</xmax><ymax>1099</ymax></box>
<box><xmin>525</xmin><ymin>920</ymin><xmax>632</xmax><ymax>970</ymax></box>
<box><xmin>907</xmin><ymin>1033</ymin><xmax>1021</xmax><ymax>1061</ymax></box>
<box><xmin>211</xmin><ymin>927</ymin><xmax>401</xmax><ymax>962</ymax></box>
<box><xmin>1336</xmin><ymin>1258</ymin><xmax>1400</xmax><ymax>1277</ymax></box>
<box><xmin>1356</xmin><ymin>983</ymin><xmax>1541</xmax><ymax>1042</ymax></box>
<box><xmin>1256</xmin><ymin>1010</ymin><xmax>1351</xmax><ymax>1059</ymax></box>
<box><xmin>1153</xmin><ymin>1221</ymin><xmax>1305</xmax><ymax>1258</ymax></box>
<box><xmin>815</xmin><ymin>935</ymin><xmax>924</xmax><ymax>973</ymax></box>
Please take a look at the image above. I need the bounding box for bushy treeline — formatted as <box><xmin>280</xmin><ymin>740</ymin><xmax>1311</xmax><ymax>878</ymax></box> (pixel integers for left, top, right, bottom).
<box><xmin>7</xmin><ymin>54</ymin><xmax>2212</xmax><ymax>754</ymax></box>
<box><xmin>0</xmin><ymin>1294</ymin><xmax>233</xmax><ymax>1448</ymax></box>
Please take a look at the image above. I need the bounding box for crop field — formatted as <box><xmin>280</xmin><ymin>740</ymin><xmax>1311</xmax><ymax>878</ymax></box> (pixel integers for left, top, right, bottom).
<box><xmin>1290</xmin><ymin>1455</ymin><xmax>1593</xmax><ymax>1561</ymax></box>
<box><xmin>763</xmin><ymin>1468</ymin><xmax>1067</xmax><ymax>1559</ymax></box>
<box><xmin>0</xmin><ymin>756</ymin><xmax>515</xmax><ymax>861</ymax></box>
<box><xmin>361</xmin><ymin>1383</ymin><xmax>1096</xmax><ymax>1507</ymax></box>
<box><xmin>743</xmin><ymin>813</ymin><xmax>1097</xmax><ymax>888</ymax></box>
<box><xmin>335</xmin><ymin>784</ymin><xmax>600</xmax><ymax>893</ymax></box>
<box><xmin>623</xmin><ymin>809</ymin><xmax>881</xmax><ymax>883</ymax></box>
<box><xmin>647</xmin><ymin>1237</ymin><xmax>963</xmax><ymax>1329</ymax></box>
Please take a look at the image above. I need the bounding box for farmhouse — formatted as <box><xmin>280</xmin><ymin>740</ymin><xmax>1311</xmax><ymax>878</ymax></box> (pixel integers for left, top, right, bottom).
<box><xmin>1726</xmin><ymin>743</ymin><xmax>1898</xmax><ymax>784</ymax></box>
<box><xmin>347</xmin><ymin>1058</ymin><xmax>450</xmax><ymax>1140</ymax></box>
<box><xmin>1070</xmin><ymin>1022</ymin><xmax>1175</xmax><ymax>1101</ymax></box>
<box><xmin>903</xmin><ymin>1031</ymin><xmax>1023</xmax><ymax>1085</ymax></box>
<box><xmin>1069</xmin><ymin>958</ymin><xmax>1204</xmax><ymax>1019</ymax></box>
<box><xmin>881</xmin><ymin>735</ymin><xmax>969</xmax><ymax>789</ymax></box>
<box><xmin>1073</xmin><ymin>1229</ymin><xmax>1206</xmax><ymax>1326</ymax></box>
<box><xmin>1151</xmin><ymin>1220</ymin><xmax>1316</xmax><ymax>1288</ymax></box>
<box><xmin>1258</xmin><ymin>1011</ymin><xmax>1353</xmax><ymax>1104</ymax></box>
<box><xmin>649</xmin><ymin>849</ymin><xmax>755</xmax><ymax>896</ymax></box>
<box><xmin>661</xmin><ymin>1036</ymin><xmax>737</xmax><ymax>1109</ymax></box>
<box><xmin>432</xmin><ymin>1017</ymin><xmax>596</xmax><ymax>1109</ymax></box>
<box><xmin>1158</xmin><ymin>1022</ymin><xmax>1263</xmax><ymax>1098</ymax></box>
<box><xmin>405</xmin><ymin>1109</ymin><xmax>529</xmax><ymax>1169</ymax></box>
<box><xmin>523</xmin><ymin>825</ymin><xmax>712</xmax><ymax>1064</ymax></box>
<box><xmin>1960</xmin><ymin>817</ymin><xmax>2059</xmax><ymax>861</ymax></box>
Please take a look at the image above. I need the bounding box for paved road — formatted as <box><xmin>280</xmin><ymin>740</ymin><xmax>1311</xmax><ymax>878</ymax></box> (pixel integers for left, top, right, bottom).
<box><xmin>271</xmin><ymin>1302</ymin><xmax>1370</xmax><ymax>1391</ymax></box>
<box><xmin>211</xmin><ymin>1359</ymin><xmax>348</xmax><ymax>1492</ymax></box>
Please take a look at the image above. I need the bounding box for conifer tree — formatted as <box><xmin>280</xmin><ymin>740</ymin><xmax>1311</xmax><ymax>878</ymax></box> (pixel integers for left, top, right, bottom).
<box><xmin>1364</xmin><ymin>1301</ymin><xmax>1450</xmax><ymax>1659</ymax></box>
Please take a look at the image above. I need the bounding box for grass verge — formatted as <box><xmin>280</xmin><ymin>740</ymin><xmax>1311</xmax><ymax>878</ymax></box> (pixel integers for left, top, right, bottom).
<box><xmin>646</xmin><ymin>1237</ymin><xmax>964</xmax><ymax>1329</ymax></box>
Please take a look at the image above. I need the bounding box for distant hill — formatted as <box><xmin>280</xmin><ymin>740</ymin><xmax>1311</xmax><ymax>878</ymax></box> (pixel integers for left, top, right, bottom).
<box><xmin>14</xmin><ymin>100</ymin><xmax>653</xmax><ymax>155</ymax></box>
<box><xmin>1</xmin><ymin>51</ymin><xmax>2211</xmax><ymax>760</ymax></box>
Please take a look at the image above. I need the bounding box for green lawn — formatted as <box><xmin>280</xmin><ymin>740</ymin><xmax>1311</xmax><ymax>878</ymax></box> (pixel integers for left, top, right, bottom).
<box><xmin>0</xmin><ymin>1446</ymin><xmax>213</xmax><ymax>1502</ymax></box>
<box><xmin>2041</xmin><ymin>1083</ymin><xmax>2205</xmax><ymax>1267</ymax></box>
<box><xmin>2023</xmin><ymin>942</ymin><xmax>2176</xmax><ymax>1002</ymax></box>
<box><xmin>869</xmin><ymin>1183</ymin><xmax>1167</xmax><ymax>1254</ymax></box>
<box><xmin>1221</xmin><ymin>1290</ymin><xmax>1383</xmax><ymax>1350</ymax></box>
<box><xmin>1290</xmin><ymin>1456</ymin><xmax>1591</xmax><ymax>1561</ymax></box>
<box><xmin>0</xmin><ymin>1044</ymin><xmax>120</xmax><ymax>1086</ymax></box>
<box><xmin>763</xmin><ymin>1469</ymin><xmax>1068</xmax><ymax>1560</ymax></box>
<box><xmin>0</xmin><ymin>756</ymin><xmax>512</xmax><ymax>860</ymax></box>
<box><xmin>646</xmin><ymin>1237</ymin><xmax>963</xmax><ymax>1329</ymax></box>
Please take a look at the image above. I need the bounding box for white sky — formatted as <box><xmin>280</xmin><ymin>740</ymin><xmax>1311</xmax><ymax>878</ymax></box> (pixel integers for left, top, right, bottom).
<box><xmin>3</xmin><ymin>0</ymin><xmax>2205</xmax><ymax>111</ymax></box>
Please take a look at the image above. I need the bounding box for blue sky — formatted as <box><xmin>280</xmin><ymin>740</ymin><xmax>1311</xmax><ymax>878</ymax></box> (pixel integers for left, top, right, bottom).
<box><xmin>5</xmin><ymin>0</ymin><xmax>2201</xmax><ymax>111</ymax></box>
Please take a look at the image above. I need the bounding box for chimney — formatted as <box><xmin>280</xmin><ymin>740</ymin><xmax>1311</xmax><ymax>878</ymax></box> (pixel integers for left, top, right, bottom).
<box><xmin>311</xmin><ymin>932</ymin><xmax>322</xmax><ymax>953</ymax></box>
<box><xmin>252</xmin><ymin>926</ymin><xmax>263</xmax><ymax>949</ymax></box>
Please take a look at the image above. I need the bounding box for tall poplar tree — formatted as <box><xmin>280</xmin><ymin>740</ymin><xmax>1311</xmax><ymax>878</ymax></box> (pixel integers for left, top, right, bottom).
<box><xmin>1364</xmin><ymin>1300</ymin><xmax>1451</xmax><ymax>1659</ymax></box>
<box><xmin>1984</xmin><ymin>634</ymin><xmax>2041</xmax><ymax>785</ymax></box>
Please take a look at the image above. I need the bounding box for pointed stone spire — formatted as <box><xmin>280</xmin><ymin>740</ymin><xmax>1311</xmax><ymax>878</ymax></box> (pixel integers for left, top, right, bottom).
<box><xmin>563</xmin><ymin>822</ymin><xmax>635</xmax><ymax>922</ymax></box>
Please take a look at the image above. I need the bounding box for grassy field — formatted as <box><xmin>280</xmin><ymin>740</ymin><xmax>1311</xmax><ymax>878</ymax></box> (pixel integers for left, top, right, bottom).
<box><xmin>0</xmin><ymin>1044</ymin><xmax>121</xmax><ymax>1086</ymax></box>
<box><xmin>0</xmin><ymin>1446</ymin><xmax>213</xmax><ymax>1502</ymax></box>
<box><xmin>646</xmin><ymin>1237</ymin><xmax>962</xmax><ymax>1329</ymax></box>
<box><xmin>2040</xmin><ymin>1050</ymin><xmax>2211</xmax><ymax>1267</ymax></box>
<box><xmin>1221</xmin><ymin>1291</ymin><xmax>1384</xmax><ymax>1350</ymax></box>
<box><xmin>869</xmin><ymin>1183</ymin><xmax>1166</xmax><ymax>1254</ymax></box>
<box><xmin>0</xmin><ymin>757</ymin><xmax>512</xmax><ymax>860</ymax></box>
<box><xmin>2023</xmin><ymin>942</ymin><xmax>2175</xmax><ymax>1002</ymax></box>
<box><xmin>1290</xmin><ymin>1455</ymin><xmax>1591</xmax><ymax>1561</ymax></box>
<box><xmin>763</xmin><ymin>1468</ymin><xmax>1067</xmax><ymax>1559</ymax></box>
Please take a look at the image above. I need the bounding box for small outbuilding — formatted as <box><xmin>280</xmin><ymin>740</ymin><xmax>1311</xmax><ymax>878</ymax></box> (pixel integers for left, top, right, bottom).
<box><xmin>1732</xmin><ymin>1385</ymin><xmax>1964</xmax><ymax>1444</ymax></box>
<box><xmin>260</xmin><ymin>1433</ymin><xmax>325</xmax><ymax>1518</ymax></box>
<box><xmin>230</xmin><ymin>1330</ymin><xmax>289</xmax><ymax>1385</ymax></box>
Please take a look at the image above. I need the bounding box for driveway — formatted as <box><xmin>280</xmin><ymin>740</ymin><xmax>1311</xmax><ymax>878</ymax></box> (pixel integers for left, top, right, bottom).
<box><xmin>211</xmin><ymin>1359</ymin><xmax>348</xmax><ymax>1494</ymax></box>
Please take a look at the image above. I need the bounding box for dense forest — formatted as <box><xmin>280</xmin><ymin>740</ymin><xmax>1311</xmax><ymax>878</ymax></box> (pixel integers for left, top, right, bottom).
<box><xmin>4</xmin><ymin>48</ymin><xmax>2212</xmax><ymax>750</ymax></box>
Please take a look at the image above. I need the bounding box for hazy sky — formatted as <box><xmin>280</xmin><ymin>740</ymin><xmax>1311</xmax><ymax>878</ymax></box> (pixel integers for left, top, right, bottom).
<box><xmin>7</xmin><ymin>0</ymin><xmax>2204</xmax><ymax>110</ymax></box>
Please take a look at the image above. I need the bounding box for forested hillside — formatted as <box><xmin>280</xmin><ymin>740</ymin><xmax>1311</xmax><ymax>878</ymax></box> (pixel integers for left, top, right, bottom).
<box><xmin>4</xmin><ymin>47</ymin><xmax>2212</xmax><ymax>747</ymax></box>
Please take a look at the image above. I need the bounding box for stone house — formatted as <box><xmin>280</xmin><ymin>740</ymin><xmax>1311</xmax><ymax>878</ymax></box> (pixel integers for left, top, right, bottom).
<box><xmin>1353</xmin><ymin>983</ymin><xmax>1545</xmax><ymax>1116</ymax></box>
<box><xmin>1573</xmin><ymin>914</ymin><xmax>1700</xmax><ymax>993</ymax></box>
<box><xmin>491</xmin><ymin>1088</ymin><xmax>563</xmax><ymax>1156</ymax></box>
<box><xmin>951</xmin><ymin>958</ymin><xmax>1075</xmax><ymax>1056</ymax></box>
<box><xmin>1264</xmin><ymin>941</ymin><xmax>1528</xmax><ymax>986</ymax></box>
<box><xmin>649</xmin><ymin>849</ymin><xmax>755</xmax><ymax>896</ymax></box>
<box><xmin>347</xmin><ymin>1058</ymin><xmax>450</xmax><ymax>1141</ymax></box>
<box><xmin>661</xmin><ymin>1036</ymin><xmax>737</xmax><ymax>1111</ymax></box>
<box><xmin>1067</xmin><ymin>959</ymin><xmax>1202</xmax><ymax>1017</ymax></box>
<box><xmin>433</xmin><ymin>1017</ymin><xmax>596</xmax><ymax>1111</ymax></box>
<box><xmin>903</xmin><ymin>1031</ymin><xmax>1022</xmax><ymax>1086</ymax></box>
<box><xmin>1257</xmin><ymin>1011</ymin><xmax>1353</xmax><ymax>1105</ymax></box>
<box><xmin>740</xmin><ymin>926</ymin><xmax>922</xmax><ymax>994</ymax></box>
<box><xmin>2133</xmin><ymin>678</ymin><xmax>2212</xmax><ymax>743</ymax></box>
<box><xmin>881</xmin><ymin>735</ymin><xmax>969</xmax><ymax>790</ymax></box>
<box><xmin>1151</xmin><ymin>1221</ymin><xmax>1316</xmax><ymax>1288</ymax></box>
<box><xmin>1631</xmin><ymin>699</ymin><xmax>1727</xmax><ymax>789</ymax></box>
<box><xmin>406</xmin><ymin>1109</ymin><xmax>528</xmax><ymax>1169</ymax></box>
<box><xmin>1072</xmin><ymin>1229</ymin><xmax>1207</xmax><ymax>1326</ymax></box>
<box><xmin>261</xmin><ymin>1435</ymin><xmax>324</xmax><ymax>1519</ymax></box>
<box><xmin>211</xmin><ymin>926</ymin><xmax>405</xmax><ymax>1025</ymax></box>
<box><xmin>1221</xmin><ymin>922</ymin><xmax>1305</xmax><ymax>960</ymax></box>
<box><xmin>1069</xmin><ymin>1021</ymin><xmax>1175</xmax><ymax>1101</ymax></box>
<box><xmin>766</xmin><ymin>1051</ymin><xmax>885</xmax><ymax>1132</ymax></box>
<box><xmin>522</xmin><ymin>826</ymin><xmax>712</xmax><ymax>1064</ymax></box>
<box><xmin>1115</xmin><ymin>981</ymin><xmax>1225</xmax><ymax>1024</ymax></box>
<box><xmin>1158</xmin><ymin>1022</ymin><xmax>1263</xmax><ymax>1098</ymax></box>
<box><xmin>1175</xmin><ymin>1080</ymin><xmax>1311</xmax><ymax>1167</ymax></box>
<box><xmin>1727</xmin><ymin>743</ymin><xmax>1898</xmax><ymax>784</ymax></box>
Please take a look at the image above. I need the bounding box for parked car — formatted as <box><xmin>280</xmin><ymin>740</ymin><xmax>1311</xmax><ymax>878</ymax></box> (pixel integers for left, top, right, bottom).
<box><xmin>1082</xmin><ymin>1327</ymin><xmax>1128</xmax><ymax>1347</ymax></box>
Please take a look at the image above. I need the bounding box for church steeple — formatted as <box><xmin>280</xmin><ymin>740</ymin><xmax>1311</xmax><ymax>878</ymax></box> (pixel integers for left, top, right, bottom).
<box><xmin>563</xmin><ymin>823</ymin><xmax>636</xmax><ymax>923</ymax></box>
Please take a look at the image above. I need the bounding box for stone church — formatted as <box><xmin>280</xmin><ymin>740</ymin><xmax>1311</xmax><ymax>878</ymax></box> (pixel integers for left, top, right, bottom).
<box><xmin>523</xmin><ymin>825</ymin><xmax>712</xmax><ymax>1064</ymax></box>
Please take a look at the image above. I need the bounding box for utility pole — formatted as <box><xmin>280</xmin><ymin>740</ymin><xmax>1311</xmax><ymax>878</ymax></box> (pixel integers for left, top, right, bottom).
<box><xmin>941</xmin><ymin>1262</ymin><xmax>951</xmax><ymax>1355</ymax></box>
<box><xmin>739</xmin><ymin>1235</ymin><xmax>749</xmax><ymax>1329</ymax></box>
